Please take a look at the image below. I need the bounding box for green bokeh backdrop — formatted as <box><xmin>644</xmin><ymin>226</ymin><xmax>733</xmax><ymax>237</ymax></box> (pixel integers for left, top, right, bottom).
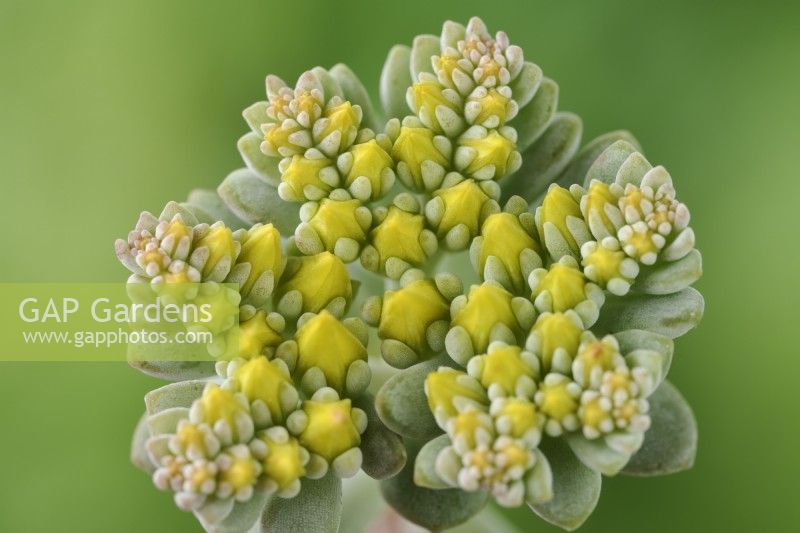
<box><xmin>1</xmin><ymin>0</ymin><xmax>798</xmax><ymax>531</ymax></box>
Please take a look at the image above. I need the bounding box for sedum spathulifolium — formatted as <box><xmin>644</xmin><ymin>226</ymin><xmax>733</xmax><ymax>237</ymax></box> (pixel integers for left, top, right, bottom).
<box><xmin>122</xmin><ymin>16</ymin><xmax>703</xmax><ymax>533</ymax></box>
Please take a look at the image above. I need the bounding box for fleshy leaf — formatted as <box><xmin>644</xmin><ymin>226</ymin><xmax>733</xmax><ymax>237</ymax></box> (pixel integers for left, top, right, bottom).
<box><xmin>354</xmin><ymin>393</ymin><xmax>407</xmax><ymax>480</ymax></box>
<box><xmin>146</xmin><ymin>407</ymin><xmax>189</xmax><ymax>436</ymax></box>
<box><xmin>128</xmin><ymin>359</ymin><xmax>216</xmax><ymax>382</ymax></box>
<box><xmin>502</xmin><ymin>112</ymin><xmax>582</xmax><ymax>203</ymax></box>
<box><xmin>131</xmin><ymin>413</ymin><xmax>155</xmax><ymax>474</ymax></box>
<box><xmin>184</xmin><ymin>188</ymin><xmax>246</xmax><ymax>229</ymax></box>
<box><xmin>144</xmin><ymin>380</ymin><xmax>207</xmax><ymax>415</ymax></box>
<box><xmin>556</xmin><ymin>130</ymin><xmax>641</xmax><ymax>189</ymax></box>
<box><xmin>614</xmin><ymin>329</ymin><xmax>674</xmax><ymax>376</ymax></box>
<box><xmin>414</xmin><ymin>434</ymin><xmax>452</xmax><ymax>489</ymax></box>
<box><xmin>511</xmin><ymin>77</ymin><xmax>558</xmax><ymax>152</ymax></box>
<box><xmin>261</xmin><ymin>474</ymin><xmax>342</xmax><ymax>533</ymax></box>
<box><xmin>310</xmin><ymin>66</ymin><xmax>344</xmax><ymax>100</ymax></box>
<box><xmin>622</xmin><ymin>381</ymin><xmax>697</xmax><ymax>476</ymax></box>
<box><xmin>160</xmin><ymin>200</ymin><xmax>199</xmax><ymax>226</ymax></box>
<box><xmin>243</xmin><ymin>101</ymin><xmax>269</xmax><ymax>136</ymax></box>
<box><xmin>198</xmin><ymin>490</ymin><xmax>271</xmax><ymax>533</ymax></box>
<box><xmin>381</xmin><ymin>441</ymin><xmax>488</xmax><ymax>531</ymax></box>
<box><xmin>380</xmin><ymin>45</ymin><xmax>413</xmax><ymax>119</ymax></box>
<box><xmin>508</xmin><ymin>61</ymin><xmax>544</xmax><ymax>109</ymax></box>
<box><xmin>593</xmin><ymin>287</ymin><xmax>704</xmax><ymax>339</ymax></box>
<box><xmin>581</xmin><ymin>140</ymin><xmax>640</xmax><ymax>187</ymax></box>
<box><xmin>633</xmin><ymin>250</ymin><xmax>703</xmax><ymax>295</ymax></box>
<box><xmin>217</xmin><ymin>168</ymin><xmax>300</xmax><ymax>234</ymax></box>
<box><xmin>565</xmin><ymin>433</ymin><xmax>632</xmax><ymax>476</ymax></box>
<box><xmin>375</xmin><ymin>355</ymin><xmax>451</xmax><ymax>440</ymax></box>
<box><xmin>531</xmin><ymin>438</ymin><xmax>601</xmax><ymax>531</ymax></box>
<box><xmin>410</xmin><ymin>34</ymin><xmax>440</xmax><ymax>79</ymax></box>
<box><xmin>330</xmin><ymin>63</ymin><xmax>382</xmax><ymax>132</ymax></box>
<box><xmin>238</xmin><ymin>132</ymin><xmax>282</xmax><ymax>187</ymax></box>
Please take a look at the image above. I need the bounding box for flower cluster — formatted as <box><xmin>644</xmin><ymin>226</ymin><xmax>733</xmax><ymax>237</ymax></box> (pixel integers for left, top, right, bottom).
<box><xmin>124</xmin><ymin>15</ymin><xmax>703</xmax><ymax>533</ymax></box>
<box><xmin>423</xmin><ymin>322</ymin><xmax>662</xmax><ymax>507</ymax></box>
<box><xmin>148</xmin><ymin>366</ymin><xmax>366</xmax><ymax>513</ymax></box>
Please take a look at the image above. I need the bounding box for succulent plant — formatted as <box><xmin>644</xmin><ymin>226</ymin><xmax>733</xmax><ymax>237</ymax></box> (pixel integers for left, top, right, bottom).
<box><xmin>123</xmin><ymin>16</ymin><xmax>703</xmax><ymax>533</ymax></box>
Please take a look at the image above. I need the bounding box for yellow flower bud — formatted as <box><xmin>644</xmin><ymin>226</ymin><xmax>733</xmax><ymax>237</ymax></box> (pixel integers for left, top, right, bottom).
<box><xmin>476</xmin><ymin>212</ymin><xmax>541</xmax><ymax>292</ymax></box>
<box><xmin>391</xmin><ymin>125</ymin><xmax>450</xmax><ymax>190</ymax></box>
<box><xmin>295</xmin><ymin>311</ymin><xmax>367</xmax><ymax>392</ymax></box>
<box><xmin>237</xmin><ymin>224</ymin><xmax>283</xmax><ymax>296</ymax></box>
<box><xmin>315</xmin><ymin>100</ymin><xmax>361</xmax><ymax>153</ymax></box>
<box><xmin>195</xmin><ymin>385</ymin><xmax>251</xmax><ymax>441</ymax></box>
<box><xmin>426</xmin><ymin>367</ymin><xmax>488</xmax><ymax>423</ymax></box>
<box><xmin>263</xmin><ymin>121</ymin><xmax>306</xmax><ymax>157</ymax></box>
<box><xmin>306</xmin><ymin>199</ymin><xmax>368</xmax><ymax>250</ymax></box>
<box><xmin>456</xmin><ymin>128</ymin><xmax>517</xmax><ymax>180</ymax></box>
<box><xmin>173</xmin><ymin>421</ymin><xmax>217</xmax><ymax>458</ymax></box>
<box><xmin>573</xmin><ymin>335</ymin><xmax>623</xmax><ymax>387</ymax></box>
<box><xmin>491</xmin><ymin>398</ymin><xmax>540</xmax><ymax>440</ymax></box>
<box><xmin>299</xmin><ymin>398</ymin><xmax>361</xmax><ymax>461</ymax></box>
<box><xmin>449</xmin><ymin>408</ymin><xmax>494</xmax><ymax>448</ymax></box>
<box><xmin>472</xmin><ymin>344</ymin><xmax>536</xmax><ymax>396</ymax></box>
<box><xmin>379</xmin><ymin>279</ymin><xmax>450</xmax><ymax>354</ymax></box>
<box><xmin>232</xmin><ymin>356</ymin><xmax>293</xmax><ymax>422</ymax></box>
<box><xmin>276</xmin><ymin>252</ymin><xmax>352</xmax><ymax>314</ymax></box>
<box><xmin>409</xmin><ymin>78</ymin><xmax>462</xmax><ymax>134</ymax></box>
<box><xmin>527</xmin><ymin>311</ymin><xmax>584</xmax><ymax>372</ymax></box>
<box><xmin>194</xmin><ymin>225</ymin><xmax>237</xmax><ymax>280</ymax></box>
<box><xmin>534</xmin><ymin>374</ymin><xmax>581</xmax><ymax>435</ymax></box>
<box><xmin>431</xmin><ymin>179</ymin><xmax>491</xmax><ymax>238</ymax></box>
<box><xmin>220</xmin><ymin>446</ymin><xmax>261</xmax><ymax>491</ymax></box>
<box><xmin>237</xmin><ymin>310</ymin><xmax>283</xmax><ymax>359</ymax></box>
<box><xmin>530</xmin><ymin>258</ymin><xmax>589</xmax><ymax>312</ymax></box>
<box><xmin>340</xmin><ymin>139</ymin><xmax>394</xmax><ymax>200</ymax></box>
<box><xmin>280</xmin><ymin>155</ymin><xmax>337</xmax><ymax>201</ymax></box>
<box><xmin>370</xmin><ymin>206</ymin><xmax>428</xmax><ymax>267</ymax></box>
<box><xmin>451</xmin><ymin>283</ymin><xmax>520</xmax><ymax>354</ymax></box>
<box><xmin>536</xmin><ymin>184</ymin><xmax>586</xmax><ymax>258</ymax></box>
<box><xmin>259</xmin><ymin>432</ymin><xmax>307</xmax><ymax>489</ymax></box>
<box><xmin>465</xmin><ymin>87</ymin><xmax>515</xmax><ymax>127</ymax></box>
<box><xmin>580</xmin><ymin>180</ymin><xmax>623</xmax><ymax>239</ymax></box>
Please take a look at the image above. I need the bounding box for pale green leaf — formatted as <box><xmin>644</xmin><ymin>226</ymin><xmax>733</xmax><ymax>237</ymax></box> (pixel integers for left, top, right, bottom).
<box><xmin>501</xmin><ymin>112</ymin><xmax>582</xmax><ymax>203</ymax></box>
<box><xmin>261</xmin><ymin>474</ymin><xmax>342</xmax><ymax>533</ymax></box>
<box><xmin>508</xmin><ymin>61</ymin><xmax>543</xmax><ymax>109</ymax></box>
<box><xmin>556</xmin><ymin>131</ymin><xmax>641</xmax><ymax>189</ymax></box>
<box><xmin>128</xmin><ymin>358</ymin><xmax>216</xmax><ymax>382</ymax></box>
<box><xmin>217</xmin><ymin>168</ymin><xmax>300</xmax><ymax>235</ymax></box>
<box><xmin>201</xmin><ymin>491</ymin><xmax>271</xmax><ymax>533</ymax></box>
<box><xmin>330</xmin><ymin>63</ymin><xmax>382</xmax><ymax>131</ymax></box>
<box><xmin>414</xmin><ymin>434</ymin><xmax>452</xmax><ymax>489</ymax></box>
<box><xmin>593</xmin><ymin>287</ymin><xmax>705</xmax><ymax>339</ymax></box>
<box><xmin>614</xmin><ymin>329</ymin><xmax>674</xmax><ymax>376</ymax></box>
<box><xmin>581</xmin><ymin>140</ymin><xmax>640</xmax><ymax>187</ymax></box>
<box><xmin>622</xmin><ymin>381</ymin><xmax>697</xmax><ymax>476</ymax></box>
<box><xmin>375</xmin><ymin>355</ymin><xmax>451</xmax><ymax>440</ymax></box>
<box><xmin>531</xmin><ymin>438</ymin><xmax>601</xmax><ymax>531</ymax></box>
<box><xmin>633</xmin><ymin>250</ymin><xmax>703</xmax><ymax>295</ymax></box>
<box><xmin>510</xmin><ymin>77</ymin><xmax>558</xmax><ymax>152</ymax></box>
<box><xmin>381</xmin><ymin>441</ymin><xmax>487</xmax><ymax>531</ymax></box>
<box><xmin>144</xmin><ymin>380</ymin><xmax>207</xmax><ymax>415</ymax></box>
<box><xmin>354</xmin><ymin>393</ymin><xmax>407</xmax><ymax>480</ymax></box>
<box><xmin>566</xmin><ymin>433</ymin><xmax>631</xmax><ymax>476</ymax></box>
<box><xmin>410</xmin><ymin>35</ymin><xmax>440</xmax><ymax>79</ymax></box>
<box><xmin>131</xmin><ymin>412</ymin><xmax>155</xmax><ymax>474</ymax></box>
<box><xmin>380</xmin><ymin>45</ymin><xmax>413</xmax><ymax>120</ymax></box>
<box><xmin>184</xmin><ymin>188</ymin><xmax>247</xmax><ymax>229</ymax></box>
<box><xmin>238</xmin><ymin>132</ymin><xmax>282</xmax><ymax>187</ymax></box>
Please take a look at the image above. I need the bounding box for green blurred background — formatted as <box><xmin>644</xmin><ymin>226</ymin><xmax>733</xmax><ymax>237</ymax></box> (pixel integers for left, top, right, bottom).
<box><xmin>1</xmin><ymin>0</ymin><xmax>798</xmax><ymax>531</ymax></box>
